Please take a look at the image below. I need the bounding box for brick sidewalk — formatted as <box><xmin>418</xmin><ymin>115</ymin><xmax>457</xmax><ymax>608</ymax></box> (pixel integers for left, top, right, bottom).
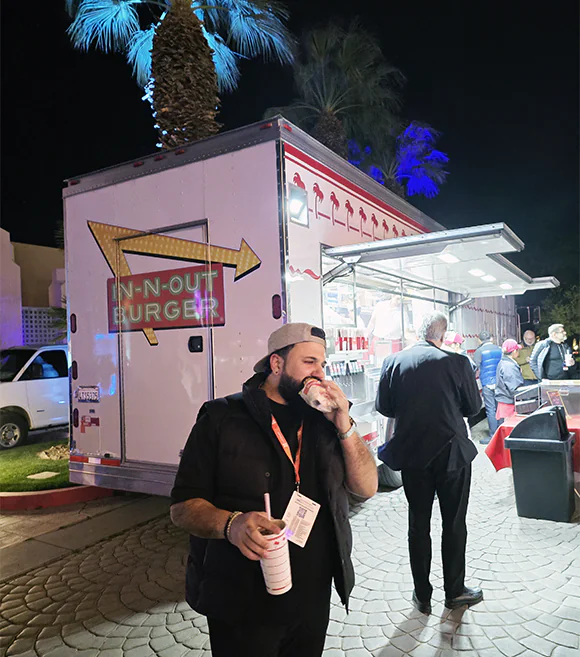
<box><xmin>0</xmin><ymin>436</ymin><xmax>579</xmax><ymax>657</ymax></box>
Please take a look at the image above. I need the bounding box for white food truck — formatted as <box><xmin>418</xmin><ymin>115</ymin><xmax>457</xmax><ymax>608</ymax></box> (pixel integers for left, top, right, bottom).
<box><xmin>64</xmin><ymin>117</ymin><xmax>557</xmax><ymax>495</ymax></box>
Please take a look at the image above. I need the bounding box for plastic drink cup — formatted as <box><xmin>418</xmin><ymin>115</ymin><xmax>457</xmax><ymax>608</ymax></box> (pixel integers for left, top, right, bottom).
<box><xmin>260</xmin><ymin>520</ymin><xmax>292</xmax><ymax>595</ymax></box>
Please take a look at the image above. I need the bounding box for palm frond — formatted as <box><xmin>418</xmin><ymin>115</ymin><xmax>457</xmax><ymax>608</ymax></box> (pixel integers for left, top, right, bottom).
<box><xmin>202</xmin><ymin>26</ymin><xmax>240</xmax><ymax>92</ymax></box>
<box><xmin>67</xmin><ymin>0</ymin><xmax>140</xmax><ymax>52</ymax></box>
<box><xmin>278</xmin><ymin>21</ymin><xmax>405</xmax><ymax>159</ymax></box>
<box><xmin>263</xmin><ymin>103</ymin><xmax>313</xmax><ymax>125</ymax></box>
<box><xmin>127</xmin><ymin>26</ymin><xmax>155</xmax><ymax>87</ymax></box>
<box><xmin>216</xmin><ymin>0</ymin><xmax>294</xmax><ymax>64</ymax></box>
<box><xmin>65</xmin><ymin>0</ymin><xmax>81</xmax><ymax>16</ymax></box>
<box><xmin>395</xmin><ymin>121</ymin><xmax>449</xmax><ymax>198</ymax></box>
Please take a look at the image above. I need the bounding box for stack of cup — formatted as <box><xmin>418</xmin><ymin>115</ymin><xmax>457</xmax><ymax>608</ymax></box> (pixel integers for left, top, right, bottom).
<box><xmin>260</xmin><ymin>520</ymin><xmax>292</xmax><ymax>595</ymax></box>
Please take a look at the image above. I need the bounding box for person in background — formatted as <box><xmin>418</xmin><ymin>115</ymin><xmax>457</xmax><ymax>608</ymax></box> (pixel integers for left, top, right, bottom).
<box><xmin>443</xmin><ymin>331</ymin><xmax>477</xmax><ymax>371</ymax></box>
<box><xmin>495</xmin><ymin>339</ymin><xmax>525</xmax><ymax>423</ymax></box>
<box><xmin>367</xmin><ymin>294</ymin><xmax>403</xmax><ymax>352</ymax></box>
<box><xmin>442</xmin><ymin>331</ymin><xmax>477</xmax><ymax>440</ymax></box>
<box><xmin>376</xmin><ymin>312</ymin><xmax>483</xmax><ymax>615</ymax></box>
<box><xmin>529</xmin><ymin>324</ymin><xmax>575</xmax><ymax>380</ymax></box>
<box><xmin>473</xmin><ymin>331</ymin><xmax>502</xmax><ymax>445</ymax></box>
<box><xmin>514</xmin><ymin>330</ymin><xmax>538</xmax><ymax>381</ymax></box>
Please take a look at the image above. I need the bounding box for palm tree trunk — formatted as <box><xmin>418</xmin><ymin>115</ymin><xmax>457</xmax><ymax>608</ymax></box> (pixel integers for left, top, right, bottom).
<box><xmin>311</xmin><ymin>111</ymin><xmax>348</xmax><ymax>159</ymax></box>
<box><xmin>151</xmin><ymin>0</ymin><xmax>220</xmax><ymax>148</ymax></box>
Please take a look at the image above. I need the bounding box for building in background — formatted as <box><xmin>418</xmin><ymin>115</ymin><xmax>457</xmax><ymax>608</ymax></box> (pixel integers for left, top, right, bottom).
<box><xmin>0</xmin><ymin>230</ymin><xmax>65</xmax><ymax>348</ymax></box>
<box><xmin>0</xmin><ymin>228</ymin><xmax>23</xmax><ymax>349</ymax></box>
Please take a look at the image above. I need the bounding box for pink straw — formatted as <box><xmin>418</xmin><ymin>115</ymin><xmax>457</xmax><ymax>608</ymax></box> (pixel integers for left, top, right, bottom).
<box><xmin>264</xmin><ymin>493</ymin><xmax>271</xmax><ymax>520</ymax></box>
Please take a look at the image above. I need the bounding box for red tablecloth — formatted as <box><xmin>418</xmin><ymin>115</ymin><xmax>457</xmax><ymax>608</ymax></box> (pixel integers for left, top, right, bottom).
<box><xmin>485</xmin><ymin>414</ymin><xmax>580</xmax><ymax>473</ymax></box>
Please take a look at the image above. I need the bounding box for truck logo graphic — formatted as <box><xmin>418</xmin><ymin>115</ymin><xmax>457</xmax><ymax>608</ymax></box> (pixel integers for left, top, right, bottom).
<box><xmin>89</xmin><ymin>221</ymin><xmax>260</xmax><ymax>345</ymax></box>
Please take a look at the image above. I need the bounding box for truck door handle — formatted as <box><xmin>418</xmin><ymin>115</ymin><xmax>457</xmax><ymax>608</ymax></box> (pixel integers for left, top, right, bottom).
<box><xmin>188</xmin><ymin>336</ymin><xmax>203</xmax><ymax>353</ymax></box>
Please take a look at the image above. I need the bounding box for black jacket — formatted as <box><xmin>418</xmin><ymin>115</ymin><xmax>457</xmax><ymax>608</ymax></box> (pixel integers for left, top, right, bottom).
<box><xmin>530</xmin><ymin>338</ymin><xmax>572</xmax><ymax>380</ymax></box>
<box><xmin>495</xmin><ymin>356</ymin><xmax>525</xmax><ymax>404</ymax></box>
<box><xmin>375</xmin><ymin>341</ymin><xmax>481</xmax><ymax>470</ymax></box>
<box><xmin>171</xmin><ymin>373</ymin><xmax>354</xmax><ymax>620</ymax></box>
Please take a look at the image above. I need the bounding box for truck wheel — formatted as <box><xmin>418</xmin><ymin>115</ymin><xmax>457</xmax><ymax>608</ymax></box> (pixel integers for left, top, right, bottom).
<box><xmin>378</xmin><ymin>463</ymin><xmax>403</xmax><ymax>489</ymax></box>
<box><xmin>0</xmin><ymin>413</ymin><xmax>28</xmax><ymax>449</ymax></box>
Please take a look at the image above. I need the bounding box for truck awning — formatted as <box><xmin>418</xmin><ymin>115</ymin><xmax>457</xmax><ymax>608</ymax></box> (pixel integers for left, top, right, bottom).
<box><xmin>322</xmin><ymin>223</ymin><xmax>558</xmax><ymax>298</ymax></box>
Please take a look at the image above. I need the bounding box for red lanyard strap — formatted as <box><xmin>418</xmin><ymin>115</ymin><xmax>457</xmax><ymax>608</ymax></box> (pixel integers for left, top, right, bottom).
<box><xmin>271</xmin><ymin>416</ymin><xmax>303</xmax><ymax>489</ymax></box>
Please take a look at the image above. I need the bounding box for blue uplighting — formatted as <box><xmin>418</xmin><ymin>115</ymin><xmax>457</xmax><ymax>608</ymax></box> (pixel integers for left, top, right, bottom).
<box><xmin>348</xmin><ymin>122</ymin><xmax>449</xmax><ymax>199</ymax></box>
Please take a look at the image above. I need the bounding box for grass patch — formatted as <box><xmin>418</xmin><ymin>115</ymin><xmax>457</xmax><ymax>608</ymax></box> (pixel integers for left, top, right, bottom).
<box><xmin>0</xmin><ymin>438</ymin><xmax>72</xmax><ymax>492</ymax></box>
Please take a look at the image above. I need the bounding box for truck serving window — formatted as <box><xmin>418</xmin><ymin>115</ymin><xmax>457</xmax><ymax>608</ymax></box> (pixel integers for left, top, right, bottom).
<box><xmin>0</xmin><ymin>349</ymin><xmax>36</xmax><ymax>382</ymax></box>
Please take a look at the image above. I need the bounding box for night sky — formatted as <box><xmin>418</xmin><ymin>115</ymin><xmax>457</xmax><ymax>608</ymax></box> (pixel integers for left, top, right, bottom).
<box><xmin>2</xmin><ymin>1</ymin><xmax>578</xmax><ymax>293</ymax></box>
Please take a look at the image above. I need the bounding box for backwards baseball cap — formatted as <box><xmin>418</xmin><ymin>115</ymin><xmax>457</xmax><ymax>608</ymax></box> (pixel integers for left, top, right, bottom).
<box><xmin>444</xmin><ymin>331</ymin><xmax>464</xmax><ymax>345</ymax></box>
<box><xmin>479</xmin><ymin>330</ymin><xmax>492</xmax><ymax>341</ymax></box>
<box><xmin>502</xmin><ymin>339</ymin><xmax>519</xmax><ymax>354</ymax></box>
<box><xmin>253</xmin><ymin>323</ymin><xmax>327</xmax><ymax>373</ymax></box>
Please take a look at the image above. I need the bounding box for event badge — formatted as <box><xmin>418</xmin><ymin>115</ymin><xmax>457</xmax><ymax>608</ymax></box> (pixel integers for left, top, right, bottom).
<box><xmin>282</xmin><ymin>491</ymin><xmax>320</xmax><ymax>548</ymax></box>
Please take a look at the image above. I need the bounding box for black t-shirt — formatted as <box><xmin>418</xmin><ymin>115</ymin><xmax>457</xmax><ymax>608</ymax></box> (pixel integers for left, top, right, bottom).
<box><xmin>266</xmin><ymin>399</ymin><xmax>336</xmax><ymax>617</ymax></box>
<box><xmin>545</xmin><ymin>342</ymin><xmax>568</xmax><ymax>380</ymax></box>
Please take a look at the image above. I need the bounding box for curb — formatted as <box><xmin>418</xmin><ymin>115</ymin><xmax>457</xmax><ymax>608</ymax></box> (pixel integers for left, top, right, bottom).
<box><xmin>0</xmin><ymin>485</ymin><xmax>113</xmax><ymax>511</ymax></box>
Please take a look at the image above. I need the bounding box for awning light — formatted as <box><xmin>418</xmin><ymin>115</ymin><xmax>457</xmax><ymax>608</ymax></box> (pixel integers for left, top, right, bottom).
<box><xmin>469</xmin><ymin>269</ymin><xmax>486</xmax><ymax>277</ymax></box>
<box><xmin>481</xmin><ymin>275</ymin><xmax>496</xmax><ymax>282</ymax></box>
<box><xmin>437</xmin><ymin>253</ymin><xmax>459</xmax><ymax>264</ymax></box>
<box><xmin>500</xmin><ymin>283</ymin><xmax>513</xmax><ymax>290</ymax></box>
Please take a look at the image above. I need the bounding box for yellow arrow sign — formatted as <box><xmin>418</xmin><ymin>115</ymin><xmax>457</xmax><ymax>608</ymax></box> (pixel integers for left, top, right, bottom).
<box><xmin>88</xmin><ymin>221</ymin><xmax>261</xmax><ymax>345</ymax></box>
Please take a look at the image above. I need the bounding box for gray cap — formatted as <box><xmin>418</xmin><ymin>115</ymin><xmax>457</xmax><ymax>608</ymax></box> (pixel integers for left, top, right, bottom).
<box><xmin>479</xmin><ymin>330</ymin><xmax>492</xmax><ymax>341</ymax></box>
<box><xmin>253</xmin><ymin>323</ymin><xmax>326</xmax><ymax>373</ymax></box>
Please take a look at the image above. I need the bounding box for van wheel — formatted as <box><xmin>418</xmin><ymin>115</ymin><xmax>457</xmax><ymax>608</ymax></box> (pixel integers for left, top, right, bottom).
<box><xmin>0</xmin><ymin>413</ymin><xmax>28</xmax><ymax>449</ymax></box>
<box><xmin>378</xmin><ymin>463</ymin><xmax>403</xmax><ymax>489</ymax></box>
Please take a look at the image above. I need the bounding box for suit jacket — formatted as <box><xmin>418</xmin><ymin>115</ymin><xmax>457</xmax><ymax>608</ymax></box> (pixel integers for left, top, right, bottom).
<box><xmin>376</xmin><ymin>341</ymin><xmax>482</xmax><ymax>470</ymax></box>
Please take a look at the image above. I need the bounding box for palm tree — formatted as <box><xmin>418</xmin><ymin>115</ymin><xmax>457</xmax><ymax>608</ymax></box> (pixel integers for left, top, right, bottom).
<box><xmin>65</xmin><ymin>0</ymin><xmax>294</xmax><ymax>147</ymax></box>
<box><xmin>266</xmin><ymin>22</ymin><xmax>404</xmax><ymax>159</ymax></box>
<box><xmin>349</xmin><ymin>121</ymin><xmax>449</xmax><ymax>199</ymax></box>
<box><xmin>349</xmin><ymin>138</ymin><xmax>405</xmax><ymax>197</ymax></box>
<box><xmin>394</xmin><ymin>122</ymin><xmax>449</xmax><ymax>199</ymax></box>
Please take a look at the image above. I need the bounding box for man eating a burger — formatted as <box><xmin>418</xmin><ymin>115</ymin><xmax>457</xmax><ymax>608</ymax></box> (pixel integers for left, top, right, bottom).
<box><xmin>170</xmin><ymin>323</ymin><xmax>378</xmax><ymax>657</ymax></box>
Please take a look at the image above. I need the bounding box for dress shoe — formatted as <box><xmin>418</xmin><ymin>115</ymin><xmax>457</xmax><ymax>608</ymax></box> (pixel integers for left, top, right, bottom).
<box><xmin>445</xmin><ymin>586</ymin><xmax>483</xmax><ymax>609</ymax></box>
<box><xmin>412</xmin><ymin>591</ymin><xmax>432</xmax><ymax>614</ymax></box>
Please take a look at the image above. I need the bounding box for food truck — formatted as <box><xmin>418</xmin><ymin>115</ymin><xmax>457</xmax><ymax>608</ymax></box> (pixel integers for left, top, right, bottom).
<box><xmin>64</xmin><ymin>117</ymin><xmax>558</xmax><ymax>495</ymax></box>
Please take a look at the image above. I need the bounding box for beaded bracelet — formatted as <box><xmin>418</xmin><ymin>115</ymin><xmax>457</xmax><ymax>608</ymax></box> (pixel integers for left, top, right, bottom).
<box><xmin>224</xmin><ymin>511</ymin><xmax>243</xmax><ymax>543</ymax></box>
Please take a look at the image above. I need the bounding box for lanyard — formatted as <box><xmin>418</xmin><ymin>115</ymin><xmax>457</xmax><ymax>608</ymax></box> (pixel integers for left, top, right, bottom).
<box><xmin>271</xmin><ymin>416</ymin><xmax>303</xmax><ymax>490</ymax></box>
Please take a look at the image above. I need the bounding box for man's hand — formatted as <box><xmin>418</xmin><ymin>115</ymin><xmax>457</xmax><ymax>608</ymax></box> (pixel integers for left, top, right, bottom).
<box><xmin>319</xmin><ymin>380</ymin><xmax>351</xmax><ymax>433</ymax></box>
<box><xmin>319</xmin><ymin>380</ymin><xmax>378</xmax><ymax>499</ymax></box>
<box><xmin>228</xmin><ymin>512</ymin><xmax>282</xmax><ymax>561</ymax></box>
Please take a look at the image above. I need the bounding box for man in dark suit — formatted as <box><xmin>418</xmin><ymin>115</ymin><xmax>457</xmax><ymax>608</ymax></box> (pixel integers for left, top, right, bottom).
<box><xmin>376</xmin><ymin>312</ymin><xmax>483</xmax><ymax>614</ymax></box>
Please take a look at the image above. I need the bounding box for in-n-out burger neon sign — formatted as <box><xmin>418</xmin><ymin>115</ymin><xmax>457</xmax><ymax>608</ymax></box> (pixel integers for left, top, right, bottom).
<box><xmin>89</xmin><ymin>220</ymin><xmax>261</xmax><ymax>345</ymax></box>
<box><xmin>107</xmin><ymin>264</ymin><xmax>225</xmax><ymax>333</ymax></box>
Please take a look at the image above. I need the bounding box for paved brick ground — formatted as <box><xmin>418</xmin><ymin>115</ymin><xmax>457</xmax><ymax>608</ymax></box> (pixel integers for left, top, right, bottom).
<box><xmin>1</xmin><ymin>436</ymin><xmax>579</xmax><ymax>657</ymax></box>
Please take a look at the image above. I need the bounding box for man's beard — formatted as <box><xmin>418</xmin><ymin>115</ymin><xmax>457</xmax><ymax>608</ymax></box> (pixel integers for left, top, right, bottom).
<box><xmin>278</xmin><ymin>370</ymin><xmax>305</xmax><ymax>405</ymax></box>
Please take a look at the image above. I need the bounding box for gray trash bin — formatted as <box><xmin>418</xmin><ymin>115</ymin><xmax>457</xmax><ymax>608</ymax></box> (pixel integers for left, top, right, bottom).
<box><xmin>504</xmin><ymin>405</ymin><xmax>575</xmax><ymax>523</ymax></box>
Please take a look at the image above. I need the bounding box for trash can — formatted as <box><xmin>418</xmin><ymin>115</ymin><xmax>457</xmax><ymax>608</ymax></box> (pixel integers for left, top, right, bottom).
<box><xmin>504</xmin><ymin>405</ymin><xmax>575</xmax><ymax>523</ymax></box>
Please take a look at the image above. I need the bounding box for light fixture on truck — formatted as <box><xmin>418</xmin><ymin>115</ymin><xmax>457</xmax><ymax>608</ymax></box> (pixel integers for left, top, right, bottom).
<box><xmin>287</xmin><ymin>184</ymin><xmax>308</xmax><ymax>226</ymax></box>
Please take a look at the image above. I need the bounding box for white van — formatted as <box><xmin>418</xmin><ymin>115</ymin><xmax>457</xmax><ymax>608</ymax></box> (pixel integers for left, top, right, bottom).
<box><xmin>0</xmin><ymin>345</ymin><xmax>69</xmax><ymax>449</ymax></box>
